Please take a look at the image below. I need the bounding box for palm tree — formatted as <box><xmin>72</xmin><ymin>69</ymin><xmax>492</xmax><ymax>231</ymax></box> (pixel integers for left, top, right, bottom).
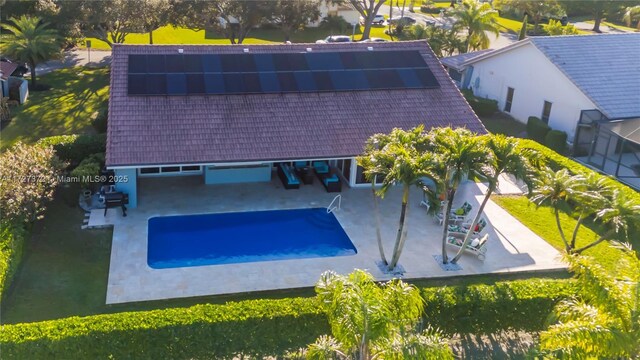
<box><xmin>531</xmin><ymin>169</ymin><xmax>640</xmax><ymax>254</ymax></box>
<box><xmin>307</xmin><ymin>269</ymin><xmax>454</xmax><ymax>359</ymax></box>
<box><xmin>358</xmin><ymin>127</ymin><xmax>437</xmax><ymax>271</ymax></box>
<box><xmin>623</xmin><ymin>5</ymin><xmax>640</xmax><ymax>30</ymax></box>
<box><xmin>425</xmin><ymin>127</ymin><xmax>489</xmax><ymax>264</ymax></box>
<box><xmin>449</xmin><ymin>0</ymin><xmax>499</xmax><ymax>52</ymax></box>
<box><xmin>451</xmin><ymin>134</ymin><xmax>539</xmax><ymax>264</ymax></box>
<box><xmin>0</xmin><ymin>16</ymin><xmax>60</xmax><ymax>89</ymax></box>
<box><xmin>540</xmin><ymin>243</ymin><xmax>640</xmax><ymax>358</ymax></box>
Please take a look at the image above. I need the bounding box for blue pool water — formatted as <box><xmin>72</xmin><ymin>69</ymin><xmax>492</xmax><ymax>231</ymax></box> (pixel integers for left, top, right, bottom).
<box><xmin>147</xmin><ymin>208</ymin><xmax>357</xmax><ymax>269</ymax></box>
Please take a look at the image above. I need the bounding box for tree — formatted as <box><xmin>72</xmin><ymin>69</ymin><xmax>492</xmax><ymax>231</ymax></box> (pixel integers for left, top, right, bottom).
<box><xmin>0</xmin><ymin>16</ymin><xmax>60</xmax><ymax>89</ymax></box>
<box><xmin>139</xmin><ymin>0</ymin><xmax>172</xmax><ymax>44</ymax></box>
<box><xmin>559</xmin><ymin>0</ymin><xmax>634</xmax><ymax>33</ymax></box>
<box><xmin>0</xmin><ymin>142</ymin><xmax>63</xmax><ymax>222</ymax></box>
<box><xmin>183</xmin><ymin>0</ymin><xmax>272</xmax><ymax>44</ymax></box>
<box><xmin>449</xmin><ymin>0</ymin><xmax>499</xmax><ymax>53</ymax></box>
<box><xmin>307</xmin><ymin>270</ymin><xmax>454</xmax><ymax>359</ymax></box>
<box><xmin>347</xmin><ymin>0</ymin><xmax>386</xmax><ymax>40</ymax></box>
<box><xmin>403</xmin><ymin>24</ymin><xmax>464</xmax><ymax>57</ymax></box>
<box><xmin>623</xmin><ymin>5</ymin><xmax>640</xmax><ymax>30</ymax></box>
<box><xmin>83</xmin><ymin>0</ymin><xmax>141</xmax><ymax>47</ymax></box>
<box><xmin>543</xmin><ymin>19</ymin><xmax>579</xmax><ymax>35</ymax></box>
<box><xmin>539</xmin><ymin>243</ymin><xmax>640</xmax><ymax>358</ymax></box>
<box><xmin>451</xmin><ymin>135</ymin><xmax>539</xmax><ymax>264</ymax></box>
<box><xmin>495</xmin><ymin>0</ymin><xmax>563</xmax><ymax>34</ymax></box>
<box><xmin>518</xmin><ymin>14</ymin><xmax>527</xmax><ymax>40</ymax></box>
<box><xmin>424</xmin><ymin>127</ymin><xmax>489</xmax><ymax>264</ymax></box>
<box><xmin>272</xmin><ymin>0</ymin><xmax>322</xmax><ymax>42</ymax></box>
<box><xmin>531</xmin><ymin>169</ymin><xmax>640</xmax><ymax>254</ymax></box>
<box><xmin>358</xmin><ymin>127</ymin><xmax>437</xmax><ymax>271</ymax></box>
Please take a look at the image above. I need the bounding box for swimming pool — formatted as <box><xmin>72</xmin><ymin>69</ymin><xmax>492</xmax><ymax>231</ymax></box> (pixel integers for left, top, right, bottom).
<box><xmin>147</xmin><ymin>208</ymin><xmax>357</xmax><ymax>269</ymax></box>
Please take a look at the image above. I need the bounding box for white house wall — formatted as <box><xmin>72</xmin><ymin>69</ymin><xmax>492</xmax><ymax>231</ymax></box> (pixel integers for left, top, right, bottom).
<box><xmin>466</xmin><ymin>43</ymin><xmax>598</xmax><ymax>142</ymax></box>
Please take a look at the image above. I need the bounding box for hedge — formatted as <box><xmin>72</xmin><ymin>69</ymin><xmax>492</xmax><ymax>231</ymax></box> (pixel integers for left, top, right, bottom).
<box><xmin>0</xmin><ymin>297</ymin><xmax>329</xmax><ymax>359</ymax></box>
<box><xmin>37</xmin><ymin>134</ymin><xmax>107</xmax><ymax>168</ymax></box>
<box><xmin>0</xmin><ymin>279</ymin><xmax>575</xmax><ymax>359</ymax></box>
<box><xmin>0</xmin><ymin>221</ymin><xmax>26</xmax><ymax>299</ymax></box>
<box><xmin>462</xmin><ymin>89</ymin><xmax>499</xmax><ymax>116</ymax></box>
<box><xmin>544</xmin><ymin>129</ymin><xmax>568</xmax><ymax>154</ymax></box>
<box><xmin>519</xmin><ymin>139</ymin><xmax>640</xmax><ymax>245</ymax></box>
<box><xmin>526</xmin><ymin>116</ymin><xmax>550</xmax><ymax>144</ymax></box>
<box><xmin>421</xmin><ymin>278</ymin><xmax>575</xmax><ymax>335</ymax></box>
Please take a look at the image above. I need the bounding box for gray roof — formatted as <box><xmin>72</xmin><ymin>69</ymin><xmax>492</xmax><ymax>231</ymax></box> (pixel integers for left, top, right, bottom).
<box><xmin>441</xmin><ymin>49</ymin><xmax>492</xmax><ymax>71</ymax></box>
<box><xmin>529</xmin><ymin>34</ymin><xmax>640</xmax><ymax>119</ymax></box>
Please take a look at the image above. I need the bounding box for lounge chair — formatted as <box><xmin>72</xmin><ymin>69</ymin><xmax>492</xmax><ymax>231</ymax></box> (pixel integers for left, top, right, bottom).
<box><xmin>446</xmin><ymin>231</ymin><xmax>488</xmax><ymax>261</ymax></box>
<box><xmin>321</xmin><ymin>173</ymin><xmax>342</xmax><ymax>193</ymax></box>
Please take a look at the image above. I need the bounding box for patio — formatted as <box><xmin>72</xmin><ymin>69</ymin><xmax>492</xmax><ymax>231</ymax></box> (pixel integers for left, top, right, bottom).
<box><xmin>90</xmin><ymin>175</ymin><xmax>565</xmax><ymax>304</ymax></box>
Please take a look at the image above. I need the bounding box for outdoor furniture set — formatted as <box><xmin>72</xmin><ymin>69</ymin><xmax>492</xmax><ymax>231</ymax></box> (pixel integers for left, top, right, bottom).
<box><xmin>277</xmin><ymin>161</ymin><xmax>342</xmax><ymax>193</ymax></box>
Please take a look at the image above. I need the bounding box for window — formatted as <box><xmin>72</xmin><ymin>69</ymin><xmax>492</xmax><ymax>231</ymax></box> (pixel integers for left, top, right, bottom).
<box><xmin>504</xmin><ymin>87</ymin><xmax>514</xmax><ymax>112</ymax></box>
<box><xmin>181</xmin><ymin>166</ymin><xmax>201</xmax><ymax>172</ymax></box>
<box><xmin>140</xmin><ymin>167</ymin><xmax>160</xmax><ymax>174</ymax></box>
<box><xmin>138</xmin><ymin>165</ymin><xmax>202</xmax><ymax>176</ymax></box>
<box><xmin>161</xmin><ymin>166</ymin><xmax>180</xmax><ymax>173</ymax></box>
<box><xmin>541</xmin><ymin>101</ymin><xmax>552</xmax><ymax>123</ymax></box>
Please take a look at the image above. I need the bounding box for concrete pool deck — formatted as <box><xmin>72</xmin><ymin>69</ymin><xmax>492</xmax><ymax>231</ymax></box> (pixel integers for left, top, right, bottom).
<box><xmin>90</xmin><ymin>176</ymin><xmax>566</xmax><ymax>304</ymax></box>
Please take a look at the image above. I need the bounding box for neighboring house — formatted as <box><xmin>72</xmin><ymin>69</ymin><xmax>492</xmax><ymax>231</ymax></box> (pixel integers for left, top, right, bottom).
<box><xmin>442</xmin><ymin>33</ymin><xmax>640</xmax><ymax>190</ymax></box>
<box><xmin>106</xmin><ymin>41</ymin><xmax>484</xmax><ymax>208</ymax></box>
<box><xmin>312</xmin><ymin>1</ymin><xmax>360</xmax><ymax>26</ymax></box>
<box><xmin>0</xmin><ymin>61</ymin><xmax>29</xmax><ymax>104</ymax></box>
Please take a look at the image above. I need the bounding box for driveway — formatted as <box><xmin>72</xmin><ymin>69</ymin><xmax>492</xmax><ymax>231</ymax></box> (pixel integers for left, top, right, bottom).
<box><xmin>35</xmin><ymin>48</ymin><xmax>112</xmax><ymax>75</ymax></box>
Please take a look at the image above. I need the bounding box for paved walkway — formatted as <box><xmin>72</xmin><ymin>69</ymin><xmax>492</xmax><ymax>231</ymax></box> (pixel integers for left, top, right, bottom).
<box><xmin>90</xmin><ymin>176</ymin><xmax>564</xmax><ymax>304</ymax></box>
<box><xmin>36</xmin><ymin>49</ymin><xmax>112</xmax><ymax>75</ymax></box>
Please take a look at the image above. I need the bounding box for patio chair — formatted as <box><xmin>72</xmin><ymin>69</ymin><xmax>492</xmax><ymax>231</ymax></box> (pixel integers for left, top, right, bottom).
<box><xmin>435</xmin><ymin>201</ymin><xmax>473</xmax><ymax>225</ymax></box>
<box><xmin>461</xmin><ymin>217</ymin><xmax>488</xmax><ymax>236</ymax></box>
<box><xmin>446</xmin><ymin>231</ymin><xmax>488</xmax><ymax>261</ymax></box>
<box><xmin>277</xmin><ymin>163</ymin><xmax>301</xmax><ymax>189</ymax></box>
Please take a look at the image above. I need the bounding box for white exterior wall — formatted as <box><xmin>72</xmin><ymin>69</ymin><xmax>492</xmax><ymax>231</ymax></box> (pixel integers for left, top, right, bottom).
<box><xmin>466</xmin><ymin>44</ymin><xmax>598</xmax><ymax>142</ymax></box>
<box><xmin>311</xmin><ymin>1</ymin><xmax>360</xmax><ymax>27</ymax></box>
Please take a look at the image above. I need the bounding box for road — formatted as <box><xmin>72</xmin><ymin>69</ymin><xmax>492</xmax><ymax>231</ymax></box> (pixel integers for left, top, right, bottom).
<box><xmin>379</xmin><ymin>4</ymin><xmax>519</xmax><ymax>50</ymax></box>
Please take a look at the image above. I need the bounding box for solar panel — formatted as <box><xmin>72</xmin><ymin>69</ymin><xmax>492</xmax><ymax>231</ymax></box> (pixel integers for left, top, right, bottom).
<box><xmin>129</xmin><ymin>55</ymin><xmax>147</xmax><ymax>73</ymax></box>
<box><xmin>186</xmin><ymin>74</ymin><xmax>206</xmax><ymax>94</ymax></box>
<box><xmin>127</xmin><ymin>50</ymin><xmax>438</xmax><ymax>95</ymax></box>
<box><xmin>147</xmin><ymin>55</ymin><xmax>165</xmax><ymax>73</ymax></box>
<box><xmin>165</xmin><ymin>55</ymin><xmax>184</xmax><ymax>73</ymax></box>
<box><xmin>167</xmin><ymin>73</ymin><xmax>187</xmax><ymax>95</ymax></box>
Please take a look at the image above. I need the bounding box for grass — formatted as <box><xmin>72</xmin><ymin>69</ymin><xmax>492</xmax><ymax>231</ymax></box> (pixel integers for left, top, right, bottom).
<box><xmin>492</xmin><ymin>195</ymin><xmax>626</xmax><ymax>273</ymax></box>
<box><xmin>584</xmin><ymin>20</ymin><xmax>638</xmax><ymax>33</ymax></box>
<box><xmin>82</xmin><ymin>25</ymin><xmax>393</xmax><ymax>50</ymax></box>
<box><xmin>495</xmin><ymin>16</ymin><xmax>524</xmax><ymax>34</ymax></box>
<box><xmin>479</xmin><ymin>112</ymin><xmax>527</xmax><ymax>137</ymax></box>
<box><xmin>1</xmin><ymin>67</ymin><xmax>109</xmax><ymax>149</ymax></box>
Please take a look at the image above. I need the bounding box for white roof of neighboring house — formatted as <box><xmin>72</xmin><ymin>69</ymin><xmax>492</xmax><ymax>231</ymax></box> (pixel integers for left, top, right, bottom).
<box><xmin>446</xmin><ymin>33</ymin><xmax>640</xmax><ymax>120</ymax></box>
<box><xmin>440</xmin><ymin>49</ymin><xmax>492</xmax><ymax>71</ymax></box>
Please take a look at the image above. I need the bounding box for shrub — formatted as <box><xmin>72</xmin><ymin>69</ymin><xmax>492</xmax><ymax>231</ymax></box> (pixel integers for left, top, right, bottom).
<box><xmin>420</xmin><ymin>5</ymin><xmax>442</xmax><ymax>14</ymax></box>
<box><xmin>461</xmin><ymin>89</ymin><xmax>499</xmax><ymax>116</ymax></box>
<box><xmin>0</xmin><ymin>221</ymin><xmax>26</xmax><ymax>299</ymax></box>
<box><xmin>37</xmin><ymin>134</ymin><xmax>107</xmax><ymax>168</ymax></box>
<box><xmin>544</xmin><ymin>130</ymin><xmax>568</xmax><ymax>154</ymax></box>
<box><xmin>526</xmin><ymin>116</ymin><xmax>551</xmax><ymax>143</ymax></box>
<box><xmin>518</xmin><ymin>139</ymin><xmax>640</xmax><ymax>245</ymax></box>
<box><xmin>0</xmin><ymin>278</ymin><xmax>578</xmax><ymax>359</ymax></box>
<box><xmin>1</xmin><ymin>298</ymin><xmax>329</xmax><ymax>359</ymax></box>
<box><xmin>70</xmin><ymin>153</ymin><xmax>105</xmax><ymax>190</ymax></box>
<box><xmin>421</xmin><ymin>278</ymin><xmax>576</xmax><ymax>335</ymax></box>
<box><xmin>0</xmin><ymin>143</ymin><xmax>63</xmax><ymax>222</ymax></box>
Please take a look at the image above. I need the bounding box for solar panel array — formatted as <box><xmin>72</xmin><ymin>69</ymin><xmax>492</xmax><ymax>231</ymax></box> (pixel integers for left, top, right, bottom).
<box><xmin>127</xmin><ymin>50</ymin><xmax>440</xmax><ymax>95</ymax></box>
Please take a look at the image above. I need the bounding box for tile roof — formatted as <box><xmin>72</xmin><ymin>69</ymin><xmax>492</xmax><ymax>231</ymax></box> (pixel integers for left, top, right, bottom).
<box><xmin>106</xmin><ymin>41</ymin><xmax>485</xmax><ymax>167</ymax></box>
<box><xmin>440</xmin><ymin>49</ymin><xmax>493</xmax><ymax>71</ymax></box>
<box><xmin>0</xmin><ymin>61</ymin><xmax>19</xmax><ymax>80</ymax></box>
<box><xmin>528</xmin><ymin>34</ymin><xmax>640</xmax><ymax>120</ymax></box>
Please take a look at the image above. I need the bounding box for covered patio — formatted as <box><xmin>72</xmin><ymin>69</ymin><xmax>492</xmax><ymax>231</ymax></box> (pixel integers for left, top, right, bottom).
<box><xmin>90</xmin><ymin>176</ymin><xmax>565</xmax><ymax>304</ymax></box>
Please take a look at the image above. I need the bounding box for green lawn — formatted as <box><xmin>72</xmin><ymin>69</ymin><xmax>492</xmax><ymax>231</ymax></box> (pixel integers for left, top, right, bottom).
<box><xmin>82</xmin><ymin>25</ymin><xmax>393</xmax><ymax>50</ymax></box>
<box><xmin>1</xmin><ymin>67</ymin><xmax>109</xmax><ymax>149</ymax></box>
<box><xmin>492</xmin><ymin>195</ymin><xmax>626</xmax><ymax>272</ymax></box>
<box><xmin>495</xmin><ymin>16</ymin><xmax>524</xmax><ymax>34</ymax></box>
<box><xmin>584</xmin><ymin>20</ymin><xmax>638</xmax><ymax>33</ymax></box>
<box><xmin>479</xmin><ymin>112</ymin><xmax>527</xmax><ymax>137</ymax></box>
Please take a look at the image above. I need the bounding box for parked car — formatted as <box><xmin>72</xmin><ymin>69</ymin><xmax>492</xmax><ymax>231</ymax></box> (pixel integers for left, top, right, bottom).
<box><xmin>388</xmin><ymin>16</ymin><xmax>416</xmax><ymax>26</ymax></box>
<box><xmin>315</xmin><ymin>35</ymin><xmax>352</xmax><ymax>44</ymax></box>
<box><xmin>360</xmin><ymin>37</ymin><xmax>389</xmax><ymax>42</ymax></box>
<box><xmin>360</xmin><ymin>14</ymin><xmax>386</xmax><ymax>25</ymax></box>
